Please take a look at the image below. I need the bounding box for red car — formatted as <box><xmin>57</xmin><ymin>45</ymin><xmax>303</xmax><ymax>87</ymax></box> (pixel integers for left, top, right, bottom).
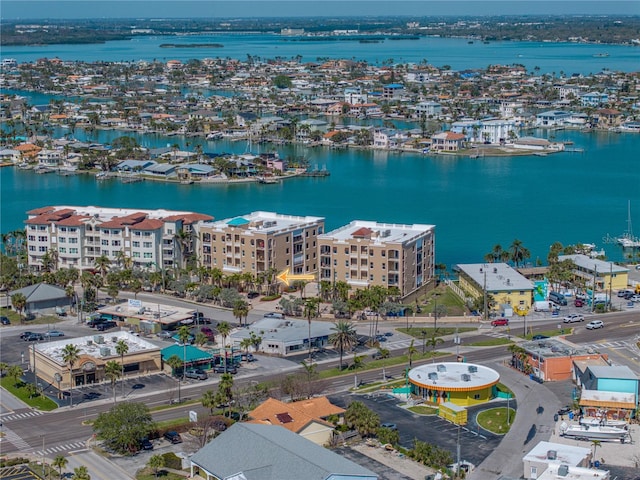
<box><xmin>491</xmin><ymin>318</ymin><xmax>509</xmax><ymax>326</ymax></box>
<box><xmin>574</xmin><ymin>299</ymin><xmax>584</xmax><ymax>307</ymax></box>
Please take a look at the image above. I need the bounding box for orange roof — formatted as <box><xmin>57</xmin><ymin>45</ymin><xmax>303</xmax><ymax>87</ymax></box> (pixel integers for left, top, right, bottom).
<box><xmin>352</xmin><ymin>227</ymin><xmax>372</xmax><ymax>238</ymax></box>
<box><xmin>15</xmin><ymin>143</ymin><xmax>42</xmax><ymax>153</ymax></box>
<box><xmin>56</xmin><ymin>214</ymin><xmax>90</xmax><ymax>227</ymax></box>
<box><xmin>247</xmin><ymin>397</ymin><xmax>342</xmax><ymax>434</ymax></box>
<box><xmin>25</xmin><ymin>208</ymin><xmax>75</xmax><ymax>225</ymax></box>
<box><xmin>163</xmin><ymin>213</ymin><xmax>213</xmax><ymax>224</ymax></box>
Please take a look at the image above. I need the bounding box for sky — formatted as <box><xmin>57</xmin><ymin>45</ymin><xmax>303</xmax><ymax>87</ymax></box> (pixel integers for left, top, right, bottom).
<box><xmin>2</xmin><ymin>0</ymin><xmax>638</xmax><ymax>20</ymax></box>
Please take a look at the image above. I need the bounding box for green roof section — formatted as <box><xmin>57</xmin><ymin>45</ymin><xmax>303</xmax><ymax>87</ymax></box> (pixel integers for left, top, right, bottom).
<box><xmin>227</xmin><ymin>217</ymin><xmax>249</xmax><ymax>226</ymax></box>
<box><xmin>161</xmin><ymin>344</ymin><xmax>213</xmax><ymax>363</ymax></box>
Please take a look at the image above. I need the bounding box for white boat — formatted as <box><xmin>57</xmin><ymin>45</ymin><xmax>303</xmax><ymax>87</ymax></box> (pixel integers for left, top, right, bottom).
<box><xmin>617</xmin><ymin>201</ymin><xmax>640</xmax><ymax>248</ymax></box>
<box><xmin>560</xmin><ymin>422</ymin><xmax>630</xmax><ymax>442</ymax></box>
<box><xmin>579</xmin><ymin>417</ymin><xmax>628</xmax><ymax>428</ymax></box>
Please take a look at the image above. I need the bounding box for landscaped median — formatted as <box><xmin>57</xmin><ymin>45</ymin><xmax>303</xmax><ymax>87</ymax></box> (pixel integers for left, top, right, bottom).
<box><xmin>0</xmin><ymin>376</ymin><xmax>58</xmax><ymax>411</ymax></box>
<box><xmin>476</xmin><ymin>406</ymin><xmax>516</xmax><ymax>434</ymax></box>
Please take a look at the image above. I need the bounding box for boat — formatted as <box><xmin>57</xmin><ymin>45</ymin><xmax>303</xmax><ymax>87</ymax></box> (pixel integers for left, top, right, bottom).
<box><xmin>617</xmin><ymin>201</ymin><xmax>640</xmax><ymax>248</ymax></box>
<box><xmin>560</xmin><ymin>422</ymin><xmax>630</xmax><ymax>442</ymax></box>
<box><xmin>95</xmin><ymin>172</ymin><xmax>109</xmax><ymax>180</ymax></box>
<box><xmin>593</xmin><ymin>53</ymin><xmax>609</xmax><ymax>58</ymax></box>
<box><xmin>256</xmin><ymin>177</ymin><xmax>279</xmax><ymax>184</ymax></box>
<box><xmin>579</xmin><ymin>417</ymin><xmax>628</xmax><ymax>428</ymax></box>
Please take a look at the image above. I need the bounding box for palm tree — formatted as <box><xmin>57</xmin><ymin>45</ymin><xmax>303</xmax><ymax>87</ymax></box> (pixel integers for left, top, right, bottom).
<box><xmin>0</xmin><ymin>362</ymin><xmax>8</xmax><ymax>378</ymax></box>
<box><xmin>216</xmin><ymin>321</ymin><xmax>231</xmax><ymax>372</ymax></box>
<box><xmin>591</xmin><ymin>439</ymin><xmax>602</xmax><ymax>463</ymax></box>
<box><xmin>303</xmin><ymin>297</ymin><xmax>320</xmax><ymax>362</ymax></box>
<box><xmin>166</xmin><ymin>354</ymin><xmax>183</xmax><ymax>403</ymax></box>
<box><xmin>61</xmin><ymin>344</ymin><xmax>80</xmax><ymax>407</ymax></box>
<box><xmin>232</xmin><ymin>299</ymin><xmax>250</xmax><ymax>327</ymax></box>
<box><xmin>201</xmin><ymin>389</ymin><xmax>217</xmax><ymax>415</ymax></box>
<box><xmin>509</xmin><ymin>238</ymin><xmax>531</xmax><ymax>268</ymax></box>
<box><xmin>11</xmin><ymin>293</ymin><xmax>27</xmax><ymax>323</ymax></box>
<box><xmin>217</xmin><ymin>372</ymin><xmax>234</xmax><ymax>417</ymax></box>
<box><xmin>176</xmin><ymin>325</ymin><xmax>191</xmax><ymax>375</ymax></box>
<box><xmin>94</xmin><ymin>254</ymin><xmax>111</xmax><ymax>278</ymax></box>
<box><xmin>7</xmin><ymin>365</ymin><xmax>23</xmax><ymax>387</ymax></box>
<box><xmin>72</xmin><ymin>465</ymin><xmax>91</xmax><ymax>480</ymax></box>
<box><xmin>300</xmin><ymin>360</ymin><xmax>318</xmax><ymax>399</ymax></box>
<box><xmin>104</xmin><ymin>360</ymin><xmax>121</xmax><ymax>404</ymax></box>
<box><xmin>407</xmin><ymin>339</ymin><xmax>417</xmax><ymax>367</ymax></box>
<box><xmin>425</xmin><ymin>334</ymin><xmax>444</xmax><ymax>362</ymax></box>
<box><xmin>53</xmin><ymin>455</ymin><xmax>68</xmax><ymax>478</ymax></box>
<box><xmin>329</xmin><ymin>320</ymin><xmax>357</xmax><ymax>370</ymax></box>
<box><xmin>115</xmin><ymin>339</ymin><xmax>129</xmax><ymax>396</ymax></box>
<box><xmin>148</xmin><ymin>454</ymin><xmax>165</xmax><ymax>479</ymax></box>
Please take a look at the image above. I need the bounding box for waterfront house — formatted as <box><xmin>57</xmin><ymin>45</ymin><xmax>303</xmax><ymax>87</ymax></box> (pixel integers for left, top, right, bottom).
<box><xmin>534</xmin><ymin>110</ymin><xmax>572</xmax><ymax>127</ymax></box>
<box><xmin>344</xmin><ymin>86</ymin><xmax>368</xmax><ymax>104</ymax></box>
<box><xmin>116</xmin><ymin>160</ymin><xmax>156</xmax><ymax>172</ymax></box>
<box><xmin>143</xmin><ymin>163</ymin><xmax>178</xmax><ymax>177</ymax></box>
<box><xmin>580</xmin><ymin>91</ymin><xmax>609</xmax><ymax>107</ymax></box>
<box><xmin>15</xmin><ymin>143</ymin><xmax>42</xmax><ymax>162</ymax></box>
<box><xmin>456</xmin><ymin>263</ymin><xmax>533</xmax><ymax>313</ymax></box>
<box><xmin>318</xmin><ymin>220</ymin><xmax>435</xmax><ymax>298</ymax></box>
<box><xmin>593</xmin><ymin>108</ymin><xmax>622</xmax><ymax>128</ymax></box>
<box><xmin>430</xmin><ymin>131</ymin><xmax>466</xmax><ymax>151</ymax></box>
<box><xmin>0</xmin><ymin>148</ymin><xmax>21</xmax><ymax>164</ymax></box>
<box><xmin>382</xmin><ymin>83</ymin><xmax>404</xmax><ymax>100</ymax></box>
<box><xmin>413</xmin><ymin>100</ymin><xmax>442</xmax><ymax>118</ymax></box>
<box><xmin>189</xmin><ymin>423</ymin><xmax>377</xmax><ymax>480</ymax></box>
<box><xmin>557</xmin><ymin>254</ymin><xmax>628</xmax><ymax>291</ymax></box>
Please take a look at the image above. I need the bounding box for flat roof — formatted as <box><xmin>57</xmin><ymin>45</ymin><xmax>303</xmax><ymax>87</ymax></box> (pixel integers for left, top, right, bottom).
<box><xmin>457</xmin><ymin>263</ymin><xmax>533</xmax><ymax>291</ymax></box>
<box><xmin>408</xmin><ymin>362</ymin><xmax>499</xmax><ymax>391</ymax></box>
<box><xmin>559</xmin><ymin>254</ymin><xmax>628</xmax><ymax>274</ymax></box>
<box><xmin>522</xmin><ymin>338</ymin><xmax>598</xmax><ymax>359</ymax></box>
<box><xmin>202</xmin><ymin>211</ymin><xmax>324</xmax><ymax>234</ymax></box>
<box><xmin>319</xmin><ymin>220</ymin><xmax>434</xmax><ymax>244</ymax></box>
<box><xmin>231</xmin><ymin>317</ymin><xmax>334</xmax><ymax>346</ymax></box>
<box><xmin>97</xmin><ymin>300</ymin><xmax>194</xmax><ymax>325</ymax></box>
<box><xmin>523</xmin><ymin>441</ymin><xmax>590</xmax><ymax>467</ymax></box>
<box><xmin>36</xmin><ymin>331</ymin><xmax>159</xmax><ymax>366</ymax></box>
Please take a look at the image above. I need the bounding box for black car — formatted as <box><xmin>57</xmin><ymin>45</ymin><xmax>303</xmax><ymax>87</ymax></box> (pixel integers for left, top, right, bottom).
<box><xmin>163</xmin><ymin>431</ymin><xmax>182</xmax><ymax>444</ymax></box>
<box><xmin>96</xmin><ymin>321</ymin><xmax>116</xmax><ymax>331</ymax></box>
<box><xmin>24</xmin><ymin>333</ymin><xmax>44</xmax><ymax>341</ymax></box>
<box><xmin>20</xmin><ymin>331</ymin><xmax>35</xmax><ymax>339</ymax></box>
<box><xmin>1</xmin><ymin>316</ymin><xmax>10</xmax><ymax>325</ymax></box>
<box><xmin>247</xmin><ymin>291</ymin><xmax>260</xmax><ymax>299</ymax></box>
<box><xmin>83</xmin><ymin>391</ymin><xmax>101</xmax><ymax>400</ymax></box>
<box><xmin>532</xmin><ymin>334</ymin><xmax>549</xmax><ymax>340</ymax></box>
<box><xmin>213</xmin><ymin>365</ymin><xmax>238</xmax><ymax>374</ymax></box>
<box><xmin>140</xmin><ymin>438</ymin><xmax>154</xmax><ymax>450</ymax></box>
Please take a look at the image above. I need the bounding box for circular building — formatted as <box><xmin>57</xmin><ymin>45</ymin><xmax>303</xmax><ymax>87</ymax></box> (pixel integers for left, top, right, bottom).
<box><xmin>408</xmin><ymin>362</ymin><xmax>500</xmax><ymax>407</ymax></box>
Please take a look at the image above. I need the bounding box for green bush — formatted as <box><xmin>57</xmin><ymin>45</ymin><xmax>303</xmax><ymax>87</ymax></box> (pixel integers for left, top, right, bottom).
<box><xmin>161</xmin><ymin>452</ymin><xmax>182</xmax><ymax>470</ymax></box>
<box><xmin>377</xmin><ymin>427</ymin><xmax>400</xmax><ymax>446</ymax></box>
<box><xmin>0</xmin><ymin>457</ymin><xmax>29</xmax><ymax>467</ymax></box>
<box><xmin>261</xmin><ymin>294</ymin><xmax>281</xmax><ymax>301</ymax></box>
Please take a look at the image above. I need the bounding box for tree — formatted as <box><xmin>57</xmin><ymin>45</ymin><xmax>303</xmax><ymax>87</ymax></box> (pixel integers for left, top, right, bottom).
<box><xmin>72</xmin><ymin>465</ymin><xmax>91</xmax><ymax>480</ymax></box>
<box><xmin>148</xmin><ymin>454</ymin><xmax>165</xmax><ymax>479</ymax></box>
<box><xmin>104</xmin><ymin>360</ymin><xmax>121</xmax><ymax>404</ymax></box>
<box><xmin>115</xmin><ymin>339</ymin><xmax>129</xmax><ymax>396</ymax></box>
<box><xmin>303</xmin><ymin>297</ymin><xmax>320</xmax><ymax>361</ymax></box>
<box><xmin>7</xmin><ymin>364</ymin><xmax>23</xmax><ymax>387</ymax></box>
<box><xmin>0</xmin><ymin>362</ymin><xmax>8</xmax><ymax>378</ymax></box>
<box><xmin>217</xmin><ymin>321</ymin><xmax>231</xmax><ymax>372</ymax></box>
<box><xmin>53</xmin><ymin>455</ymin><xmax>68</xmax><ymax>478</ymax></box>
<box><xmin>61</xmin><ymin>344</ymin><xmax>80</xmax><ymax>407</ymax></box>
<box><xmin>94</xmin><ymin>254</ymin><xmax>111</xmax><ymax>278</ymax></box>
<box><xmin>300</xmin><ymin>360</ymin><xmax>319</xmax><ymax>399</ymax></box>
<box><xmin>345</xmin><ymin>401</ymin><xmax>380</xmax><ymax>438</ymax></box>
<box><xmin>11</xmin><ymin>292</ymin><xmax>27</xmax><ymax>323</ymax></box>
<box><xmin>217</xmin><ymin>373</ymin><xmax>234</xmax><ymax>417</ymax></box>
<box><xmin>166</xmin><ymin>355</ymin><xmax>183</xmax><ymax>403</ymax></box>
<box><xmin>93</xmin><ymin>402</ymin><xmax>155</xmax><ymax>455</ymax></box>
<box><xmin>232</xmin><ymin>299</ymin><xmax>250</xmax><ymax>327</ymax></box>
<box><xmin>329</xmin><ymin>320</ymin><xmax>357</xmax><ymax>370</ymax></box>
<box><xmin>425</xmin><ymin>333</ymin><xmax>444</xmax><ymax>362</ymax></box>
<box><xmin>407</xmin><ymin>339</ymin><xmax>417</xmax><ymax>367</ymax></box>
<box><xmin>509</xmin><ymin>238</ymin><xmax>531</xmax><ymax>268</ymax></box>
<box><xmin>201</xmin><ymin>389</ymin><xmax>217</xmax><ymax>415</ymax></box>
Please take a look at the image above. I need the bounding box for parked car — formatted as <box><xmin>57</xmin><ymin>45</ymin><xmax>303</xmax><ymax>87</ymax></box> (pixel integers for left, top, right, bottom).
<box><xmin>563</xmin><ymin>314</ymin><xmax>584</xmax><ymax>323</ymax></box>
<box><xmin>586</xmin><ymin>320</ymin><xmax>604</xmax><ymax>330</ymax></box>
<box><xmin>20</xmin><ymin>331</ymin><xmax>35</xmax><ymax>339</ymax></box>
<box><xmin>241</xmin><ymin>353</ymin><xmax>256</xmax><ymax>362</ymax></box>
<box><xmin>184</xmin><ymin>369</ymin><xmax>208</xmax><ymax>380</ymax></box>
<box><xmin>163</xmin><ymin>431</ymin><xmax>182</xmax><ymax>444</ymax></box>
<box><xmin>157</xmin><ymin>330</ymin><xmax>174</xmax><ymax>339</ymax></box>
<box><xmin>574</xmin><ymin>298</ymin><xmax>584</xmax><ymax>307</ymax></box>
<box><xmin>491</xmin><ymin>318</ymin><xmax>509</xmax><ymax>326</ymax></box>
<box><xmin>532</xmin><ymin>334</ymin><xmax>549</xmax><ymax>340</ymax></box>
<box><xmin>140</xmin><ymin>438</ymin><xmax>153</xmax><ymax>450</ymax></box>
<box><xmin>630</xmin><ymin>294</ymin><xmax>640</xmax><ymax>303</ymax></box>
<box><xmin>200</xmin><ymin>327</ymin><xmax>214</xmax><ymax>337</ymax></box>
<box><xmin>45</xmin><ymin>330</ymin><xmax>65</xmax><ymax>337</ymax></box>
<box><xmin>24</xmin><ymin>333</ymin><xmax>44</xmax><ymax>341</ymax></box>
<box><xmin>381</xmin><ymin>423</ymin><xmax>398</xmax><ymax>431</ymax></box>
<box><xmin>213</xmin><ymin>365</ymin><xmax>238</xmax><ymax>374</ymax></box>
<box><xmin>96</xmin><ymin>321</ymin><xmax>116</xmax><ymax>331</ymax></box>
<box><xmin>264</xmin><ymin>312</ymin><xmax>284</xmax><ymax>319</ymax></box>
<box><xmin>247</xmin><ymin>291</ymin><xmax>260</xmax><ymax>299</ymax></box>
<box><xmin>1</xmin><ymin>316</ymin><xmax>10</xmax><ymax>325</ymax></box>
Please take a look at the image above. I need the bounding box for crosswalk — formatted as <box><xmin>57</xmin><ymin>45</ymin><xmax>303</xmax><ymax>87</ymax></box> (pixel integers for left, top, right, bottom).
<box><xmin>585</xmin><ymin>340</ymin><xmax>636</xmax><ymax>351</ymax></box>
<box><xmin>1</xmin><ymin>409</ymin><xmax>43</xmax><ymax>423</ymax></box>
<box><xmin>34</xmin><ymin>440</ymin><xmax>88</xmax><ymax>457</ymax></box>
<box><xmin>0</xmin><ymin>424</ymin><xmax>31</xmax><ymax>451</ymax></box>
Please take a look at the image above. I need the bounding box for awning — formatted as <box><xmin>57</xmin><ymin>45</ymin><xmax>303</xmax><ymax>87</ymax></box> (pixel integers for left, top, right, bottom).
<box><xmin>579</xmin><ymin>389</ymin><xmax>636</xmax><ymax>409</ymax></box>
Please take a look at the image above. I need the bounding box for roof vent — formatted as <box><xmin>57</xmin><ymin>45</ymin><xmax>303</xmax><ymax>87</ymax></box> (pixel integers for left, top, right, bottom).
<box><xmin>437</xmin><ymin>364</ymin><xmax>447</xmax><ymax>372</ymax></box>
<box><xmin>493</xmin><ymin>267</ymin><xmax>498</xmax><ymax>273</ymax></box>
<box><xmin>461</xmin><ymin>374</ymin><xmax>471</xmax><ymax>382</ymax></box>
<box><xmin>428</xmin><ymin>372</ymin><xmax>438</xmax><ymax>380</ymax></box>
<box><xmin>557</xmin><ymin>464</ymin><xmax>569</xmax><ymax>477</ymax></box>
<box><xmin>468</xmin><ymin>365</ymin><xmax>478</xmax><ymax>373</ymax></box>
<box><xmin>547</xmin><ymin>450</ymin><xmax>557</xmax><ymax>460</ymax></box>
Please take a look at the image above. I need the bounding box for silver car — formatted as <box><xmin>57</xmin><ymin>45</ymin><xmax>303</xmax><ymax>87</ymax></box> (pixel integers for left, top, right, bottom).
<box><xmin>45</xmin><ymin>330</ymin><xmax>65</xmax><ymax>337</ymax></box>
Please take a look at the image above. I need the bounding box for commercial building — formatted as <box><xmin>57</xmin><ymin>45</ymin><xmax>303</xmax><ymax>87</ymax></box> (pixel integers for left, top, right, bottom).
<box><xmin>197</xmin><ymin>211</ymin><xmax>324</xmax><ymax>278</ymax></box>
<box><xmin>189</xmin><ymin>423</ymin><xmax>377</xmax><ymax>480</ymax></box>
<box><xmin>24</xmin><ymin>205</ymin><xmax>212</xmax><ymax>272</ymax></box>
<box><xmin>96</xmin><ymin>299</ymin><xmax>195</xmax><ymax>333</ymax></box>
<box><xmin>558</xmin><ymin>254</ymin><xmax>629</xmax><ymax>292</ymax></box>
<box><xmin>522</xmin><ymin>441</ymin><xmax>592</xmax><ymax>479</ymax></box>
<box><xmin>408</xmin><ymin>362</ymin><xmax>500</xmax><ymax>407</ymax></box>
<box><xmin>9</xmin><ymin>282</ymin><xmax>70</xmax><ymax>314</ymax></box>
<box><xmin>318</xmin><ymin>220</ymin><xmax>435</xmax><ymax>298</ymax></box>
<box><xmin>32</xmin><ymin>331</ymin><xmax>161</xmax><ymax>389</ymax></box>
<box><xmin>457</xmin><ymin>263</ymin><xmax>534</xmax><ymax>313</ymax></box>
<box><xmin>573</xmin><ymin>363</ymin><xmax>638</xmax><ymax>421</ymax></box>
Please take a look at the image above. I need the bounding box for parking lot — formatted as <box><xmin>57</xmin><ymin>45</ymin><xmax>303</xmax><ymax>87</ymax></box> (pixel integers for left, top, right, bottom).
<box><xmin>328</xmin><ymin>392</ymin><xmax>503</xmax><ymax>468</ymax></box>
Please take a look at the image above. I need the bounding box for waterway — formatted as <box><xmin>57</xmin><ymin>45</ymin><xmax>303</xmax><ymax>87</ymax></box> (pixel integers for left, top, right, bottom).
<box><xmin>2</xmin><ymin>128</ymin><xmax>639</xmax><ymax>269</ymax></box>
<box><xmin>3</xmin><ymin>34</ymin><xmax>639</xmax><ymax>75</ymax></box>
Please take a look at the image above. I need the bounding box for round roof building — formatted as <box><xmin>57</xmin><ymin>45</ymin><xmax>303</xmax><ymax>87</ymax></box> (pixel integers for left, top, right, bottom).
<box><xmin>408</xmin><ymin>362</ymin><xmax>500</xmax><ymax>407</ymax></box>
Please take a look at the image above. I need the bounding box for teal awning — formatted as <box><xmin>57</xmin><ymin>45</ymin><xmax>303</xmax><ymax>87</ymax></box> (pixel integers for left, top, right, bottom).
<box><xmin>161</xmin><ymin>345</ymin><xmax>213</xmax><ymax>363</ymax></box>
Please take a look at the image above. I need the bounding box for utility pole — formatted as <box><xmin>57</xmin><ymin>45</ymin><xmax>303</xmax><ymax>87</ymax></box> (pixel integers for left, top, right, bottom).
<box><xmin>483</xmin><ymin>267</ymin><xmax>488</xmax><ymax>322</ymax></box>
<box><xmin>608</xmin><ymin>262</ymin><xmax>613</xmax><ymax>312</ymax></box>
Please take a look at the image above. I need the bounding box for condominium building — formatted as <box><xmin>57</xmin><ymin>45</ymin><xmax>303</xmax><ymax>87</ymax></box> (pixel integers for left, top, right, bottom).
<box><xmin>317</xmin><ymin>220</ymin><xmax>435</xmax><ymax>298</ymax></box>
<box><xmin>197</xmin><ymin>211</ymin><xmax>325</xmax><ymax>277</ymax></box>
<box><xmin>24</xmin><ymin>206</ymin><xmax>212</xmax><ymax>271</ymax></box>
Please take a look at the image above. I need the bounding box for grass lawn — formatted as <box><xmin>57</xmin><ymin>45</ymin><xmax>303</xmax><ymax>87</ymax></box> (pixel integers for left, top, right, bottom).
<box><xmin>155</xmin><ymin>417</ymin><xmax>190</xmax><ymax>431</ymax></box>
<box><xmin>397</xmin><ymin>327</ymin><xmax>476</xmax><ymax>338</ymax></box>
<box><xmin>466</xmin><ymin>338</ymin><xmax>513</xmax><ymax>347</ymax></box>
<box><xmin>318</xmin><ymin>351</ymin><xmax>448</xmax><ymax>380</ymax></box>
<box><xmin>476</xmin><ymin>407</ymin><xmax>516</xmax><ymax>434</ymax></box>
<box><xmin>408</xmin><ymin>405</ymin><xmax>439</xmax><ymax>415</ymax></box>
<box><xmin>416</xmin><ymin>285</ymin><xmax>469</xmax><ymax>316</ymax></box>
<box><xmin>0</xmin><ymin>377</ymin><xmax>58</xmax><ymax>411</ymax></box>
<box><xmin>136</xmin><ymin>469</ymin><xmax>186</xmax><ymax>480</ymax></box>
<box><xmin>0</xmin><ymin>307</ymin><xmax>64</xmax><ymax>326</ymax></box>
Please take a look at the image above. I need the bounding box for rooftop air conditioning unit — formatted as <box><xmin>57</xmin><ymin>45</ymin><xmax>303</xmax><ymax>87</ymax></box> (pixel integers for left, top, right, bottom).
<box><xmin>437</xmin><ymin>364</ymin><xmax>447</xmax><ymax>372</ymax></box>
<box><xmin>112</xmin><ymin>337</ymin><xmax>118</xmax><ymax>343</ymax></box>
<box><xmin>547</xmin><ymin>450</ymin><xmax>557</xmax><ymax>460</ymax></box>
<box><xmin>493</xmin><ymin>267</ymin><xmax>498</xmax><ymax>273</ymax></box>
<box><xmin>427</xmin><ymin>372</ymin><xmax>438</xmax><ymax>380</ymax></box>
<box><xmin>468</xmin><ymin>365</ymin><xmax>478</xmax><ymax>373</ymax></box>
<box><xmin>100</xmin><ymin>347</ymin><xmax>111</xmax><ymax>357</ymax></box>
<box><xmin>87</xmin><ymin>340</ymin><xmax>93</xmax><ymax>346</ymax></box>
<box><xmin>557</xmin><ymin>465</ymin><xmax>569</xmax><ymax>477</ymax></box>
<box><xmin>461</xmin><ymin>374</ymin><xmax>471</xmax><ymax>382</ymax></box>
<box><xmin>94</xmin><ymin>335</ymin><xmax>104</xmax><ymax>344</ymax></box>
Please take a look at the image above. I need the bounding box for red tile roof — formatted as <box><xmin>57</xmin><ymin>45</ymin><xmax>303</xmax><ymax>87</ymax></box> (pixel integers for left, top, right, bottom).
<box><xmin>163</xmin><ymin>213</ymin><xmax>213</xmax><ymax>224</ymax></box>
<box><xmin>352</xmin><ymin>227</ymin><xmax>373</xmax><ymax>238</ymax></box>
<box><xmin>56</xmin><ymin>214</ymin><xmax>90</xmax><ymax>227</ymax></box>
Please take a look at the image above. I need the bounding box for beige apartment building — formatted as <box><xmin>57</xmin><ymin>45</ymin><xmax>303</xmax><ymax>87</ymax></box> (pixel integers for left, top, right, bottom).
<box><xmin>197</xmin><ymin>211</ymin><xmax>325</xmax><ymax>278</ymax></box>
<box><xmin>25</xmin><ymin>206</ymin><xmax>212</xmax><ymax>272</ymax></box>
<box><xmin>317</xmin><ymin>220</ymin><xmax>435</xmax><ymax>298</ymax></box>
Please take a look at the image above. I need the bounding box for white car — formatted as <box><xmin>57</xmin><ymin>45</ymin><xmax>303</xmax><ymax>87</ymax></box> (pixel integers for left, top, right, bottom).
<box><xmin>562</xmin><ymin>314</ymin><xmax>584</xmax><ymax>323</ymax></box>
<box><xmin>630</xmin><ymin>294</ymin><xmax>640</xmax><ymax>303</ymax></box>
<box><xmin>586</xmin><ymin>320</ymin><xmax>604</xmax><ymax>330</ymax></box>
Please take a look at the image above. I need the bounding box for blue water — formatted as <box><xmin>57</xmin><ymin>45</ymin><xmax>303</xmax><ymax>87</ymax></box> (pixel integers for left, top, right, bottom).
<box><xmin>2</xmin><ymin>128</ymin><xmax>639</xmax><ymax>269</ymax></box>
<box><xmin>3</xmin><ymin>35</ymin><xmax>638</xmax><ymax>75</ymax></box>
